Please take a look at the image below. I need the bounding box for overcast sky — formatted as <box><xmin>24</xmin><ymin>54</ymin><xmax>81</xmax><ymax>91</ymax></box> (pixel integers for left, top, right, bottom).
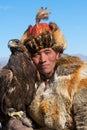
<box><xmin>0</xmin><ymin>0</ymin><xmax>87</xmax><ymax>58</ymax></box>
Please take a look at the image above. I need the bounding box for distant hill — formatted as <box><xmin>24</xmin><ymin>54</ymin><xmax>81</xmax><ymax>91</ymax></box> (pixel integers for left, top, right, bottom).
<box><xmin>73</xmin><ymin>54</ymin><xmax>87</xmax><ymax>62</ymax></box>
<box><xmin>0</xmin><ymin>57</ymin><xmax>9</xmax><ymax>68</ymax></box>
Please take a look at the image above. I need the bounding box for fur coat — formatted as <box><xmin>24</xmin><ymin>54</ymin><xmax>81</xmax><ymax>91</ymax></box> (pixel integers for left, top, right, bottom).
<box><xmin>28</xmin><ymin>54</ymin><xmax>87</xmax><ymax>130</ymax></box>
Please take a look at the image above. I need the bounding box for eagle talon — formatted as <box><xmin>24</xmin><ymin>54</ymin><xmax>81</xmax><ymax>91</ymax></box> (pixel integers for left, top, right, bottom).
<box><xmin>8</xmin><ymin>110</ymin><xmax>25</xmax><ymax>119</ymax></box>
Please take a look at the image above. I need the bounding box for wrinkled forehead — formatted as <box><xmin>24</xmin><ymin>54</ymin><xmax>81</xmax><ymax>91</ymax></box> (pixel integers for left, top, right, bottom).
<box><xmin>31</xmin><ymin>47</ymin><xmax>57</xmax><ymax>58</ymax></box>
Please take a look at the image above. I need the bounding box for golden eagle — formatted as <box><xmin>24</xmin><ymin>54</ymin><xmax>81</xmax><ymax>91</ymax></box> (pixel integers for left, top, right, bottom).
<box><xmin>0</xmin><ymin>39</ymin><xmax>38</xmax><ymax>128</ymax></box>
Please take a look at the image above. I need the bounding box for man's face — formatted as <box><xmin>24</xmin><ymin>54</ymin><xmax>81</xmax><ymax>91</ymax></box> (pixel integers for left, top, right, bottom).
<box><xmin>32</xmin><ymin>48</ymin><xmax>59</xmax><ymax>78</ymax></box>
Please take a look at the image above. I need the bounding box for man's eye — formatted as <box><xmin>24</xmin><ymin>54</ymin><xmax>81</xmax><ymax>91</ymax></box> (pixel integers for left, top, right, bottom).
<box><xmin>45</xmin><ymin>51</ymin><xmax>51</xmax><ymax>54</ymax></box>
<box><xmin>33</xmin><ymin>53</ymin><xmax>40</xmax><ymax>57</ymax></box>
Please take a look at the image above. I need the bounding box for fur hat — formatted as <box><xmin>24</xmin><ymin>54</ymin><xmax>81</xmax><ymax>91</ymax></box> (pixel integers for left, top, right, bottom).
<box><xmin>21</xmin><ymin>7</ymin><xmax>66</xmax><ymax>54</ymax></box>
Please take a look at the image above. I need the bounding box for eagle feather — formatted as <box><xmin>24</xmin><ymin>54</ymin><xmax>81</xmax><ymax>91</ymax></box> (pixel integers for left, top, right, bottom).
<box><xmin>36</xmin><ymin>7</ymin><xmax>51</xmax><ymax>24</ymax></box>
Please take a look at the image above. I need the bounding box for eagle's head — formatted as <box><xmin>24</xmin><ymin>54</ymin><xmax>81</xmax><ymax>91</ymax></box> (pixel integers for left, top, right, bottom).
<box><xmin>8</xmin><ymin>39</ymin><xmax>27</xmax><ymax>54</ymax></box>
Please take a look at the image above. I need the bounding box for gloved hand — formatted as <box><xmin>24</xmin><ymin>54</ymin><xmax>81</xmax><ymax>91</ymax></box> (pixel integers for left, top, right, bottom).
<box><xmin>7</xmin><ymin>117</ymin><xmax>33</xmax><ymax>130</ymax></box>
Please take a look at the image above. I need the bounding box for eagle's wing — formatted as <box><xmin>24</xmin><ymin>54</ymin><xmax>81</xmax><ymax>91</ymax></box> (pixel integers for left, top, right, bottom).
<box><xmin>0</xmin><ymin>68</ymin><xmax>13</xmax><ymax>95</ymax></box>
<box><xmin>0</xmin><ymin>69</ymin><xmax>13</xmax><ymax>121</ymax></box>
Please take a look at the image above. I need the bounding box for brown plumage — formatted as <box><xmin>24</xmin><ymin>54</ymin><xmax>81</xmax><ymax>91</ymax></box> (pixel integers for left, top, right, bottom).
<box><xmin>0</xmin><ymin>39</ymin><xmax>38</xmax><ymax>128</ymax></box>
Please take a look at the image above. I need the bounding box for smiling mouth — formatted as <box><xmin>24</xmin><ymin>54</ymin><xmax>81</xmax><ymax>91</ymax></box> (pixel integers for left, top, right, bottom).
<box><xmin>41</xmin><ymin>64</ymin><xmax>49</xmax><ymax>69</ymax></box>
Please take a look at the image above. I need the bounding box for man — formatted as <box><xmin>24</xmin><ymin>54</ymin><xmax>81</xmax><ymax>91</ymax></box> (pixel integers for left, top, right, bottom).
<box><xmin>9</xmin><ymin>8</ymin><xmax>87</xmax><ymax>130</ymax></box>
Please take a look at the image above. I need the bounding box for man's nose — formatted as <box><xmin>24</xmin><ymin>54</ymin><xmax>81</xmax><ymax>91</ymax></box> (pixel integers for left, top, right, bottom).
<box><xmin>40</xmin><ymin>53</ymin><xmax>46</xmax><ymax>62</ymax></box>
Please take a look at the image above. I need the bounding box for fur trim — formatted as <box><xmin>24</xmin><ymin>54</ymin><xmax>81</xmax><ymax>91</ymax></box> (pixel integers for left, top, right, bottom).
<box><xmin>49</xmin><ymin>22</ymin><xmax>66</xmax><ymax>52</ymax></box>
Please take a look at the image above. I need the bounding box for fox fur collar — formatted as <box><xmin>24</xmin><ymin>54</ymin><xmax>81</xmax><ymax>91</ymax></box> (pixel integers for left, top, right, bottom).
<box><xmin>56</xmin><ymin>53</ymin><xmax>84</xmax><ymax>76</ymax></box>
